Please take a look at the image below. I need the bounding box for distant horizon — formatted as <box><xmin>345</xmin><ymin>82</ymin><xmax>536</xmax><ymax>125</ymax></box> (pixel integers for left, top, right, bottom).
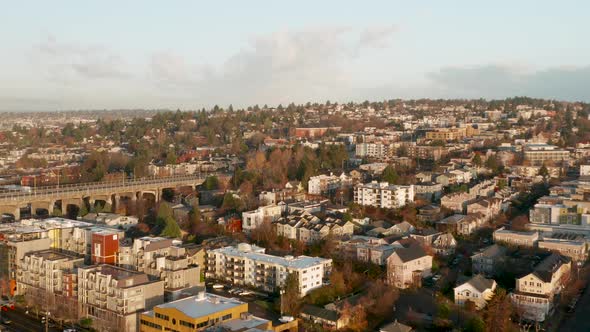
<box><xmin>0</xmin><ymin>95</ymin><xmax>588</xmax><ymax>114</ymax></box>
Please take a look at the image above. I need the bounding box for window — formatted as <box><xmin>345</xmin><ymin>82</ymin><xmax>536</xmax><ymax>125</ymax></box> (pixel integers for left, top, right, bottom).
<box><xmin>180</xmin><ymin>320</ymin><xmax>195</xmax><ymax>328</ymax></box>
<box><xmin>140</xmin><ymin>319</ymin><xmax>162</xmax><ymax>329</ymax></box>
<box><xmin>155</xmin><ymin>312</ymin><xmax>170</xmax><ymax>321</ymax></box>
<box><xmin>222</xmin><ymin>314</ymin><xmax>232</xmax><ymax>320</ymax></box>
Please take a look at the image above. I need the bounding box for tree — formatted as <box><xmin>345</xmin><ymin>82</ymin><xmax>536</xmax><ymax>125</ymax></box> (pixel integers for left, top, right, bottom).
<box><xmin>157</xmin><ymin>202</ymin><xmax>181</xmax><ymax>238</ymax></box>
<box><xmin>483</xmin><ymin>288</ymin><xmax>515</xmax><ymax>332</ymax></box>
<box><xmin>538</xmin><ymin>164</ymin><xmax>549</xmax><ymax>179</ymax></box>
<box><xmin>203</xmin><ymin>176</ymin><xmax>220</xmax><ymax>190</ymax></box>
<box><xmin>281</xmin><ymin>273</ymin><xmax>301</xmax><ymax>316</ymax></box>
<box><xmin>381</xmin><ymin>165</ymin><xmax>400</xmax><ymax>184</ymax></box>
<box><xmin>78</xmin><ymin>204</ymin><xmax>89</xmax><ymax>217</ymax></box>
<box><xmin>464</xmin><ymin>316</ymin><xmax>485</xmax><ymax>332</ymax></box>
<box><xmin>188</xmin><ymin>201</ymin><xmax>202</xmax><ymax>236</ymax></box>
<box><xmin>472</xmin><ymin>153</ymin><xmax>482</xmax><ymax>167</ymax></box>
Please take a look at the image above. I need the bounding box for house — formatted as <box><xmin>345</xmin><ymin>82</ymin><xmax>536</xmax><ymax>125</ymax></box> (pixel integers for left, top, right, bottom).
<box><xmin>414</xmin><ymin>182</ymin><xmax>443</xmax><ymax>201</ymax></box>
<box><xmin>417</xmin><ymin>205</ymin><xmax>443</xmax><ymax>223</ymax></box>
<box><xmin>241</xmin><ymin>204</ymin><xmax>282</xmax><ymax>231</ymax></box>
<box><xmin>387</xmin><ymin>221</ymin><xmax>416</xmax><ymax>237</ymax></box>
<box><xmin>410</xmin><ymin>228</ymin><xmax>442</xmax><ymax>246</ymax></box>
<box><xmin>466</xmin><ymin>198</ymin><xmax>502</xmax><ymax>222</ymax></box>
<box><xmin>300</xmin><ymin>304</ymin><xmax>349</xmax><ymax>330</ymax></box>
<box><xmin>436</xmin><ymin>213</ymin><xmax>485</xmax><ymax>235</ymax></box>
<box><xmin>274</xmin><ymin>211</ymin><xmax>354</xmax><ymax>244</ymax></box>
<box><xmin>441</xmin><ymin>192</ymin><xmax>474</xmax><ymax>214</ymax></box>
<box><xmin>432</xmin><ymin>233</ymin><xmax>457</xmax><ymax>256</ymax></box>
<box><xmin>454</xmin><ymin>275</ymin><xmax>497</xmax><ymax>310</ymax></box>
<box><xmin>493</xmin><ymin>227</ymin><xmax>539</xmax><ymax>248</ymax></box>
<box><xmin>386</xmin><ymin>240</ymin><xmax>433</xmax><ymax>288</ymax></box>
<box><xmin>511</xmin><ymin>254</ymin><xmax>571</xmax><ymax>321</ymax></box>
<box><xmin>471</xmin><ymin>244</ymin><xmax>507</xmax><ymax>276</ymax></box>
<box><xmin>337</xmin><ymin>235</ymin><xmax>395</xmax><ymax>265</ymax></box>
<box><xmin>379</xmin><ymin>320</ymin><xmax>414</xmax><ymax>332</ymax></box>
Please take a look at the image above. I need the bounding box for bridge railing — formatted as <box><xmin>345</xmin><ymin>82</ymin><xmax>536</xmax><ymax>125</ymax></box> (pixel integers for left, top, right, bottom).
<box><xmin>0</xmin><ymin>173</ymin><xmax>215</xmax><ymax>202</ymax></box>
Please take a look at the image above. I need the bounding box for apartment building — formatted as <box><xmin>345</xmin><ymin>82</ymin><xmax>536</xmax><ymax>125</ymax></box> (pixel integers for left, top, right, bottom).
<box><xmin>274</xmin><ymin>211</ymin><xmax>354</xmax><ymax>244</ymax></box>
<box><xmin>493</xmin><ymin>227</ymin><xmax>539</xmax><ymax>248</ymax></box>
<box><xmin>78</xmin><ymin>264</ymin><xmax>165</xmax><ymax>332</ymax></box>
<box><xmin>523</xmin><ymin>144</ymin><xmax>569</xmax><ymax>166</ymax></box>
<box><xmin>355</xmin><ymin>142</ymin><xmax>394</xmax><ymax>159</ymax></box>
<box><xmin>0</xmin><ymin>223</ymin><xmax>52</xmax><ymax>295</ymax></box>
<box><xmin>407</xmin><ymin>144</ymin><xmax>449</xmax><ymax>161</ymax></box>
<box><xmin>454</xmin><ymin>274</ymin><xmax>497</xmax><ymax>310</ymax></box>
<box><xmin>425</xmin><ymin>126</ymin><xmax>479</xmax><ymax>141</ymax></box>
<box><xmin>471</xmin><ymin>244</ymin><xmax>507</xmax><ymax>276</ymax></box>
<box><xmin>354</xmin><ymin>181</ymin><xmax>414</xmax><ymax>209</ymax></box>
<box><xmin>414</xmin><ymin>182</ymin><xmax>443</xmax><ymax>201</ymax></box>
<box><xmin>511</xmin><ymin>254</ymin><xmax>571</xmax><ymax>322</ymax></box>
<box><xmin>538</xmin><ymin>238</ymin><xmax>588</xmax><ymax>261</ymax></box>
<box><xmin>386</xmin><ymin>240</ymin><xmax>433</xmax><ymax>289</ymax></box>
<box><xmin>206</xmin><ymin>243</ymin><xmax>332</xmax><ymax>296</ymax></box>
<box><xmin>308</xmin><ymin>173</ymin><xmax>351</xmax><ymax>196</ymax></box>
<box><xmin>241</xmin><ymin>204</ymin><xmax>282</xmax><ymax>231</ymax></box>
<box><xmin>118</xmin><ymin>237</ymin><xmax>203</xmax><ymax>299</ymax></box>
<box><xmin>17</xmin><ymin>249</ymin><xmax>84</xmax><ymax>299</ymax></box>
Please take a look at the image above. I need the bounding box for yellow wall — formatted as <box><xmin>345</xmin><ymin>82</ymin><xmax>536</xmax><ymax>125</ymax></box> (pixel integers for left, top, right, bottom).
<box><xmin>139</xmin><ymin>302</ymin><xmax>248</xmax><ymax>332</ymax></box>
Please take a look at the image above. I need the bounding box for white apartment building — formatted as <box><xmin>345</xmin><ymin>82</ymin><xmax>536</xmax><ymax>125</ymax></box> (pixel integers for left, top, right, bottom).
<box><xmin>308</xmin><ymin>173</ymin><xmax>351</xmax><ymax>195</ymax></box>
<box><xmin>206</xmin><ymin>243</ymin><xmax>332</xmax><ymax>297</ymax></box>
<box><xmin>355</xmin><ymin>142</ymin><xmax>394</xmax><ymax>159</ymax></box>
<box><xmin>354</xmin><ymin>181</ymin><xmax>414</xmax><ymax>209</ymax></box>
<box><xmin>241</xmin><ymin>205</ymin><xmax>283</xmax><ymax>231</ymax></box>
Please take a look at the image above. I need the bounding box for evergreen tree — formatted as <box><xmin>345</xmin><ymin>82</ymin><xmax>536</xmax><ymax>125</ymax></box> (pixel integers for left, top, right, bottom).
<box><xmin>381</xmin><ymin>165</ymin><xmax>400</xmax><ymax>184</ymax></box>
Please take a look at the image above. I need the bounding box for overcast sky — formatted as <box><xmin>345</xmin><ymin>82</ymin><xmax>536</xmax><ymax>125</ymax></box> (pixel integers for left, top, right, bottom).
<box><xmin>1</xmin><ymin>0</ymin><xmax>589</xmax><ymax>111</ymax></box>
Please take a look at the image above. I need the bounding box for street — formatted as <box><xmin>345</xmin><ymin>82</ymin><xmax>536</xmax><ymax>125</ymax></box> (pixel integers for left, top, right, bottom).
<box><xmin>559</xmin><ymin>283</ymin><xmax>590</xmax><ymax>332</ymax></box>
<box><xmin>0</xmin><ymin>308</ymin><xmax>61</xmax><ymax>332</ymax></box>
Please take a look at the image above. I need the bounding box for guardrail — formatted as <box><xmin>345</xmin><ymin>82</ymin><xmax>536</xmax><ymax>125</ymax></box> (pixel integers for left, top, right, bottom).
<box><xmin>0</xmin><ymin>173</ymin><xmax>214</xmax><ymax>203</ymax></box>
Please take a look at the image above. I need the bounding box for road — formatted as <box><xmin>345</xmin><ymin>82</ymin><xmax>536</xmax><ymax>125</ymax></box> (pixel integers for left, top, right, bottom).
<box><xmin>0</xmin><ymin>308</ymin><xmax>61</xmax><ymax>332</ymax></box>
<box><xmin>559</xmin><ymin>283</ymin><xmax>590</xmax><ymax>332</ymax></box>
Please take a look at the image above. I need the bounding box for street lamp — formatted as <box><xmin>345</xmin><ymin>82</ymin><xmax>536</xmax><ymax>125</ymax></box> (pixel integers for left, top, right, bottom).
<box><xmin>43</xmin><ymin>311</ymin><xmax>50</xmax><ymax>332</ymax></box>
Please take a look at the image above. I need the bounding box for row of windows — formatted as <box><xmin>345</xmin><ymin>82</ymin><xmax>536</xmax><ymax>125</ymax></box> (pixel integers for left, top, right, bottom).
<box><xmin>179</xmin><ymin>320</ymin><xmax>195</xmax><ymax>328</ymax></box>
<box><xmin>155</xmin><ymin>312</ymin><xmax>169</xmax><ymax>321</ymax></box>
<box><xmin>140</xmin><ymin>319</ymin><xmax>162</xmax><ymax>329</ymax></box>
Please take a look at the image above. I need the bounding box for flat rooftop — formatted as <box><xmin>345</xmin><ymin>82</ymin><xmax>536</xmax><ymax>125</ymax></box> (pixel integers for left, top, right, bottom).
<box><xmin>145</xmin><ymin>293</ymin><xmax>245</xmax><ymax>319</ymax></box>
<box><xmin>212</xmin><ymin>245</ymin><xmax>331</xmax><ymax>270</ymax></box>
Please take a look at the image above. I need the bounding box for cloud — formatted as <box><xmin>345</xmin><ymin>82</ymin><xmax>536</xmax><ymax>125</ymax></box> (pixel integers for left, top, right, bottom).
<box><xmin>149</xmin><ymin>25</ymin><xmax>398</xmax><ymax>105</ymax></box>
<box><xmin>357</xmin><ymin>25</ymin><xmax>397</xmax><ymax>49</ymax></box>
<box><xmin>35</xmin><ymin>36</ymin><xmax>130</xmax><ymax>83</ymax></box>
<box><xmin>427</xmin><ymin>64</ymin><xmax>590</xmax><ymax>101</ymax></box>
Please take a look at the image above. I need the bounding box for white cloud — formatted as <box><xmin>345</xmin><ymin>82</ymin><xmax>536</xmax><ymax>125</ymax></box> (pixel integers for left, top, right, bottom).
<box><xmin>34</xmin><ymin>36</ymin><xmax>130</xmax><ymax>83</ymax></box>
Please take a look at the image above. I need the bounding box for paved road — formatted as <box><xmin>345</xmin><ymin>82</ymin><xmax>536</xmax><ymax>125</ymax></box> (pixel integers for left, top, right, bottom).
<box><xmin>559</xmin><ymin>284</ymin><xmax>590</xmax><ymax>332</ymax></box>
<box><xmin>0</xmin><ymin>308</ymin><xmax>61</xmax><ymax>332</ymax></box>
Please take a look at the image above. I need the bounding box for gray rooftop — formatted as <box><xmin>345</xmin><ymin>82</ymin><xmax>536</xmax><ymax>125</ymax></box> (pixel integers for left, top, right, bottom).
<box><xmin>147</xmin><ymin>293</ymin><xmax>245</xmax><ymax>319</ymax></box>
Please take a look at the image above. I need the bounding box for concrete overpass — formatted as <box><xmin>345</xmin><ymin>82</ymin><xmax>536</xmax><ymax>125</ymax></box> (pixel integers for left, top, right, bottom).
<box><xmin>0</xmin><ymin>174</ymin><xmax>216</xmax><ymax>220</ymax></box>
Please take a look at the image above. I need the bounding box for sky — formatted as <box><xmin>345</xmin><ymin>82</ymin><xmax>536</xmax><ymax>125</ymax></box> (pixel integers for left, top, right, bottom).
<box><xmin>1</xmin><ymin>0</ymin><xmax>589</xmax><ymax>111</ymax></box>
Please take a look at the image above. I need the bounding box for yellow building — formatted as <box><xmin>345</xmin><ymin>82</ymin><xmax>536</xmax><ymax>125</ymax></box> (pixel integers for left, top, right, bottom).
<box><xmin>139</xmin><ymin>292</ymin><xmax>298</xmax><ymax>332</ymax></box>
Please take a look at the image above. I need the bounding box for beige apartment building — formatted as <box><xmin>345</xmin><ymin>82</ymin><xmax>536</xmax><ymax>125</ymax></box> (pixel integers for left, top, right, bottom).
<box><xmin>78</xmin><ymin>264</ymin><xmax>165</xmax><ymax>332</ymax></box>
<box><xmin>17</xmin><ymin>249</ymin><xmax>84</xmax><ymax>317</ymax></box>
<box><xmin>118</xmin><ymin>236</ymin><xmax>203</xmax><ymax>300</ymax></box>
<box><xmin>493</xmin><ymin>227</ymin><xmax>539</xmax><ymax>247</ymax></box>
<box><xmin>538</xmin><ymin>238</ymin><xmax>588</xmax><ymax>261</ymax></box>
<box><xmin>511</xmin><ymin>254</ymin><xmax>571</xmax><ymax>322</ymax></box>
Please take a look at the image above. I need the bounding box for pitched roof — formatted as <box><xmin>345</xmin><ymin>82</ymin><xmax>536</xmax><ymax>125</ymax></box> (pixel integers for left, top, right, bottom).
<box><xmin>301</xmin><ymin>304</ymin><xmax>341</xmax><ymax>322</ymax></box>
<box><xmin>532</xmin><ymin>253</ymin><xmax>571</xmax><ymax>282</ymax></box>
<box><xmin>460</xmin><ymin>274</ymin><xmax>496</xmax><ymax>293</ymax></box>
<box><xmin>393</xmin><ymin>241</ymin><xmax>429</xmax><ymax>263</ymax></box>
<box><xmin>380</xmin><ymin>320</ymin><xmax>413</xmax><ymax>332</ymax></box>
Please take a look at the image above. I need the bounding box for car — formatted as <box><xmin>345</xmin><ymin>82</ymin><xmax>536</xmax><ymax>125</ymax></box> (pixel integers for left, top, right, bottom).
<box><xmin>212</xmin><ymin>284</ymin><xmax>224</xmax><ymax>289</ymax></box>
<box><xmin>1</xmin><ymin>318</ymin><xmax>12</xmax><ymax>324</ymax></box>
<box><xmin>432</xmin><ymin>274</ymin><xmax>442</xmax><ymax>282</ymax></box>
